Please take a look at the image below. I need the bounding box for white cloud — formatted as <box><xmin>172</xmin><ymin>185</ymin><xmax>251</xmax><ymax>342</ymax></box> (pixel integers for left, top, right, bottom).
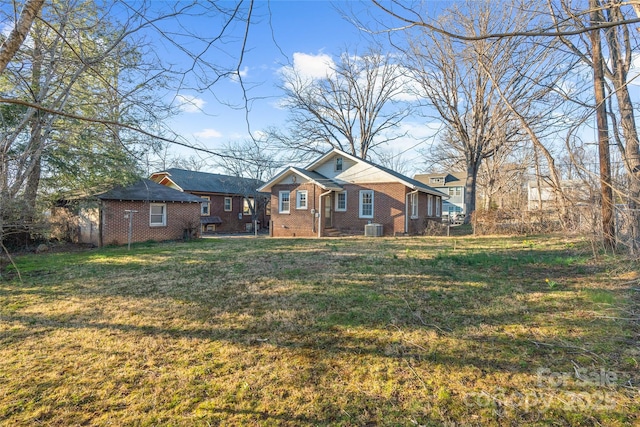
<box><xmin>176</xmin><ymin>94</ymin><xmax>206</xmax><ymax>113</ymax></box>
<box><xmin>292</xmin><ymin>52</ymin><xmax>335</xmax><ymax>79</ymax></box>
<box><xmin>193</xmin><ymin>128</ymin><xmax>222</xmax><ymax>139</ymax></box>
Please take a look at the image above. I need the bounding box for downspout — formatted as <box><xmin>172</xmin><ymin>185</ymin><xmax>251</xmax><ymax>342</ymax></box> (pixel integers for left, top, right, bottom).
<box><xmin>405</xmin><ymin>189</ymin><xmax>418</xmax><ymax>235</ymax></box>
<box><xmin>318</xmin><ymin>189</ymin><xmax>332</xmax><ymax>238</ymax></box>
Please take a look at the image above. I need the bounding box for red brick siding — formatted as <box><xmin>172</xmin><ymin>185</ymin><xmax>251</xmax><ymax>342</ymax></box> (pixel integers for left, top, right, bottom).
<box><xmin>331</xmin><ymin>183</ymin><xmax>408</xmax><ymax>236</ymax></box>
<box><xmin>270</xmin><ymin>183</ymin><xmax>320</xmax><ymax>237</ymax></box>
<box><xmin>100</xmin><ymin>200</ymin><xmax>201</xmax><ymax>246</ymax></box>
<box><xmin>269</xmin><ymin>182</ymin><xmax>442</xmax><ymax>237</ymax></box>
<box><xmin>188</xmin><ymin>192</ymin><xmax>270</xmax><ymax>233</ymax></box>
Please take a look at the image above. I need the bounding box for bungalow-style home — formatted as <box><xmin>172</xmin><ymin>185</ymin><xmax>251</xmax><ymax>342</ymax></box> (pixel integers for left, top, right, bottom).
<box><xmin>149</xmin><ymin>168</ymin><xmax>269</xmax><ymax>234</ymax></box>
<box><xmin>51</xmin><ymin>179</ymin><xmax>205</xmax><ymax>247</ymax></box>
<box><xmin>413</xmin><ymin>172</ymin><xmax>466</xmax><ymax>220</ymax></box>
<box><xmin>258</xmin><ymin>148</ymin><xmax>446</xmax><ymax>237</ymax></box>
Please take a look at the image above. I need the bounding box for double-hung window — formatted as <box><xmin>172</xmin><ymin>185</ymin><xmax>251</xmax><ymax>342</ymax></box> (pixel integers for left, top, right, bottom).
<box><xmin>410</xmin><ymin>193</ymin><xmax>419</xmax><ymax>218</ymax></box>
<box><xmin>427</xmin><ymin>195</ymin><xmax>434</xmax><ymax>216</ymax></box>
<box><xmin>224</xmin><ymin>197</ymin><xmax>232</xmax><ymax>212</ymax></box>
<box><xmin>435</xmin><ymin>197</ymin><xmax>441</xmax><ymax>216</ymax></box>
<box><xmin>279</xmin><ymin>191</ymin><xmax>290</xmax><ymax>213</ymax></box>
<box><xmin>201</xmin><ymin>196</ymin><xmax>210</xmax><ymax>216</ymax></box>
<box><xmin>296</xmin><ymin>190</ymin><xmax>308</xmax><ymax>209</ymax></box>
<box><xmin>359</xmin><ymin>190</ymin><xmax>374</xmax><ymax>218</ymax></box>
<box><xmin>150</xmin><ymin>203</ymin><xmax>166</xmax><ymax>226</ymax></box>
<box><xmin>335</xmin><ymin>191</ymin><xmax>347</xmax><ymax>212</ymax></box>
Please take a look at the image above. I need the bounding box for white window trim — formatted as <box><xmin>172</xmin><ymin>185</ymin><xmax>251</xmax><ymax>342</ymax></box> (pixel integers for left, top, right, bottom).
<box><xmin>201</xmin><ymin>196</ymin><xmax>210</xmax><ymax>216</ymax></box>
<box><xmin>436</xmin><ymin>197</ymin><xmax>441</xmax><ymax>216</ymax></box>
<box><xmin>335</xmin><ymin>157</ymin><xmax>343</xmax><ymax>171</ymax></box>
<box><xmin>335</xmin><ymin>191</ymin><xmax>347</xmax><ymax>212</ymax></box>
<box><xmin>359</xmin><ymin>190</ymin><xmax>374</xmax><ymax>219</ymax></box>
<box><xmin>149</xmin><ymin>203</ymin><xmax>166</xmax><ymax>227</ymax></box>
<box><xmin>428</xmin><ymin>195</ymin><xmax>434</xmax><ymax>217</ymax></box>
<box><xmin>410</xmin><ymin>192</ymin><xmax>419</xmax><ymax>219</ymax></box>
<box><xmin>296</xmin><ymin>190</ymin><xmax>308</xmax><ymax>209</ymax></box>
<box><xmin>224</xmin><ymin>197</ymin><xmax>232</xmax><ymax>212</ymax></box>
<box><xmin>279</xmin><ymin>191</ymin><xmax>290</xmax><ymax>214</ymax></box>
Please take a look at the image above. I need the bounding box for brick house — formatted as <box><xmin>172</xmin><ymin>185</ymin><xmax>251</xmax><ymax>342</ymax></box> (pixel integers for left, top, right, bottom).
<box><xmin>258</xmin><ymin>148</ymin><xmax>447</xmax><ymax>237</ymax></box>
<box><xmin>95</xmin><ymin>179</ymin><xmax>204</xmax><ymax>246</ymax></box>
<box><xmin>149</xmin><ymin>168</ymin><xmax>269</xmax><ymax>234</ymax></box>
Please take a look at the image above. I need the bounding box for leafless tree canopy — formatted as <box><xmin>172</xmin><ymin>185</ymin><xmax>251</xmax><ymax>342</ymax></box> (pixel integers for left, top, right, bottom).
<box><xmin>272</xmin><ymin>47</ymin><xmax>414</xmax><ymax>160</ymax></box>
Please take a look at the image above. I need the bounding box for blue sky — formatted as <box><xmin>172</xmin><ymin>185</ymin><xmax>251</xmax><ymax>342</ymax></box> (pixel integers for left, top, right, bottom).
<box><xmin>158</xmin><ymin>1</ymin><xmax>433</xmax><ymax>172</ymax></box>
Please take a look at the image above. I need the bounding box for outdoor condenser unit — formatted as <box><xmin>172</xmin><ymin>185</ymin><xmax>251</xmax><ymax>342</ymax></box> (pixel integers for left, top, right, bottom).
<box><xmin>364</xmin><ymin>223</ymin><xmax>383</xmax><ymax>237</ymax></box>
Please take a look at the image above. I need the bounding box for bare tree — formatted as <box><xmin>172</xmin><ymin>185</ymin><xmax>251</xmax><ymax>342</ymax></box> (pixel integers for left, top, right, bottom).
<box><xmin>545</xmin><ymin>0</ymin><xmax>640</xmax><ymax>251</ymax></box>
<box><xmin>405</xmin><ymin>2</ymin><xmax>529</xmax><ymax>220</ymax></box>
<box><xmin>372</xmin><ymin>0</ymin><xmax>640</xmax><ymax>249</ymax></box>
<box><xmin>272</xmin><ymin>47</ymin><xmax>414</xmax><ymax>160</ymax></box>
<box><xmin>214</xmin><ymin>138</ymin><xmax>285</xmax><ymax>233</ymax></box>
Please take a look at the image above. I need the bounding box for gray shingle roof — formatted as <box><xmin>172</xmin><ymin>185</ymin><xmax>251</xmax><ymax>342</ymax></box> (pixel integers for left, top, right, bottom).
<box><xmin>289</xmin><ymin>167</ymin><xmax>343</xmax><ymax>191</ymax></box>
<box><xmin>96</xmin><ymin>179</ymin><xmax>205</xmax><ymax>203</ymax></box>
<box><xmin>156</xmin><ymin>168</ymin><xmax>263</xmax><ymax>194</ymax></box>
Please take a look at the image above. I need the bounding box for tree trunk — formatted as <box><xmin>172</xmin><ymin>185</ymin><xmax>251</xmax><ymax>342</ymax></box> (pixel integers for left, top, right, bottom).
<box><xmin>0</xmin><ymin>0</ymin><xmax>45</xmax><ymax>74</ymax></box>
<box><xmin>603</xmin><ymin>4</ymin><xmax>640</xmax><ymax>253</ymax></box>
<box><xmin>465</xmin><ymin>162</ymin><xmax>479</xmax><ymax>222</ymax></box>
<box><xmin>590</xmin><ymin>0</ymin><xmax>616</xmax><ymax>251</ymax></box>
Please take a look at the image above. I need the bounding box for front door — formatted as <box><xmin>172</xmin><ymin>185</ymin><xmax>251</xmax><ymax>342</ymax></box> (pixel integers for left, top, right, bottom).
<box><xmin>324</xmin><ymin>194</ymin><xmax>332</xmax><ymax>228</ymax></box>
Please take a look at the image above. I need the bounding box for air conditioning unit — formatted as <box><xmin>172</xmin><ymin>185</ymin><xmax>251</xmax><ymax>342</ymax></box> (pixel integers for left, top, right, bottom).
<box><xmin>364</xmin><ymin>223</ymin><xmax>383</xmax><ymax>237</ymax></box>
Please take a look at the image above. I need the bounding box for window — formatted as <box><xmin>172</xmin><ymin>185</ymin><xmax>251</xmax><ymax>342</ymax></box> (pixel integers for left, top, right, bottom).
<box><xmin>335</xmin><ymin>191</ymin><xmax>347</xmax><ymax>212</ymax></box>
<box><xmin>296</xmin><ymin>190</ymin><xmax>308</xmax><ymax>209</ymax></box>
<box><xmin>335</xmin><ymin>157</ymin><xmax>343</xmax><ymax>171</ymax></box>
<box><xmin>224</xmin><ymin>197</ymin><xmax>232</xmax><ymax>212</ymax></box>
<box><xmin>410</xmin><ymin>193</ymin><xmax>419</xmax><ymax>218</ymax></box>
<box><xmin>149</xmin><ymin>203</ymin><xmax>166</xmax><ymax>226</ymax></box>
<box><xmin>201</xmin><ymin>196</ymin><xmax>210</xmax><ymax>216</ymax></box>
<box><xmin>279</xmin><ymin>191</ymin><xmax>290</xmax><ymax>213</ymax></box>
<box><xmin>436</xmin><ymin>197</ymin><xmax>441</xmax><ymax>216</ymax></box>
<box><xmin>455</xmin><ymin>187</ymin><xmax>462</xmax><ymax>196</ymax></box>
<box><xmin>430</xmin><ymin>177</ymin><xmax>443</xmax><ymax>184</ymax></box>
<box><xmin>359</xmin><ymin>190</ymin><xmax>374</xmax><ymax>218</ymax></box>
<box><xmin>449</xmin><ymin>187</ymin><xmax>455</xmax><ymax>196</ymax></box>
<box><xmin>243</xmin><ymin>198</ymin><xmax>253</xmax><ymax>215</ymax></box>
<box><xmin>428</xmin><ymin>195</ymin><xmax>434</xmax><ymax>216</ymax></box>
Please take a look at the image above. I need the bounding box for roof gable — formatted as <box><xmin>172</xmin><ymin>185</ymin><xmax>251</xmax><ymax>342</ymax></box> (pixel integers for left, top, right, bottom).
<box><xmin>309</xmin><ymin>149</ymin><xmax>446</xmax><ymax>196</ymax></box>
<box><xmin>257</xmin><ymin>167</ymin><xmax>343</xmax><ymax>193</ymax></box>
<box><xmin>259</xmin><ymin>148</ymin><xmax>447</xmax><ymax>197</ymax></box>
<box><xmin>414</xmin><ymin>172</ymin><xmax>466</xmax><ymax>188</ymax></box>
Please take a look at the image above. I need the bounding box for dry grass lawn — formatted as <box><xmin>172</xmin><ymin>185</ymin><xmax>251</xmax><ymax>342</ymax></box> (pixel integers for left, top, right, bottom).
<box><xmin>1</xmin><ymin>235</ymin><xmax>639</xmax><ymax>426</ymax></box>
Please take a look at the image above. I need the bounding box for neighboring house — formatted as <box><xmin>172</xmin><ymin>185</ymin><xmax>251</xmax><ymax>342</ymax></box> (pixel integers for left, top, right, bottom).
<box><xmin>258</xmin><ymin>148</ymin><xmax>446</xmax><ymax>237</ymax></box>
<box><xmin>413</xmin><ymin>172</ymin><xmax>466</xmax><ymax>219</ymax></box>
<box><xmin>149</xmin><ymin>168</ymin><xmax>269</xmax><ymax>234</ymax></box>
<box><xmin>52</xmin><ymin>179</ymin><xmax>204</xmax><ymax>246</ymax></box>
<box><xmin>527</xmin><ymin>179</ymin><xmax>591</xmax><ymax>211</ymax></box>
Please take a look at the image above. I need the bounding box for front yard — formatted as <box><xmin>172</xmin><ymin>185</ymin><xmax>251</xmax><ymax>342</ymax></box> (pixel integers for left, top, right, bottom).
<box><xmin>1</xmin><ymin>235</ymin><xmax>639</xmax><ymax>425</ymax></box>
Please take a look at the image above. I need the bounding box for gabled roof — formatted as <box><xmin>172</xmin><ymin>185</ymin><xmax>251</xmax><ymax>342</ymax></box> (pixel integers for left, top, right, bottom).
<box><xmin>149</xmin><ymin>168</ymin><xmax>264</xmax><ymax>195</ymax></box>
<box><xmin>414</xmin><ymin>171</ymin><xmax>466</xmax><ymax>187</ymax></box>
<box><xmin>96</xmin><ymin>179</ymin><xmax>205</xmax><ymax>203</ymax></box>
<box><xmin>257</xmin><ymin>166</ymin><xmax>343</xmax><ymax>193</ymax></box>
<box><xmin>307</xmin><ymin>148</ymin><xmax>447</xmax><ymax>197</ymax></box>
